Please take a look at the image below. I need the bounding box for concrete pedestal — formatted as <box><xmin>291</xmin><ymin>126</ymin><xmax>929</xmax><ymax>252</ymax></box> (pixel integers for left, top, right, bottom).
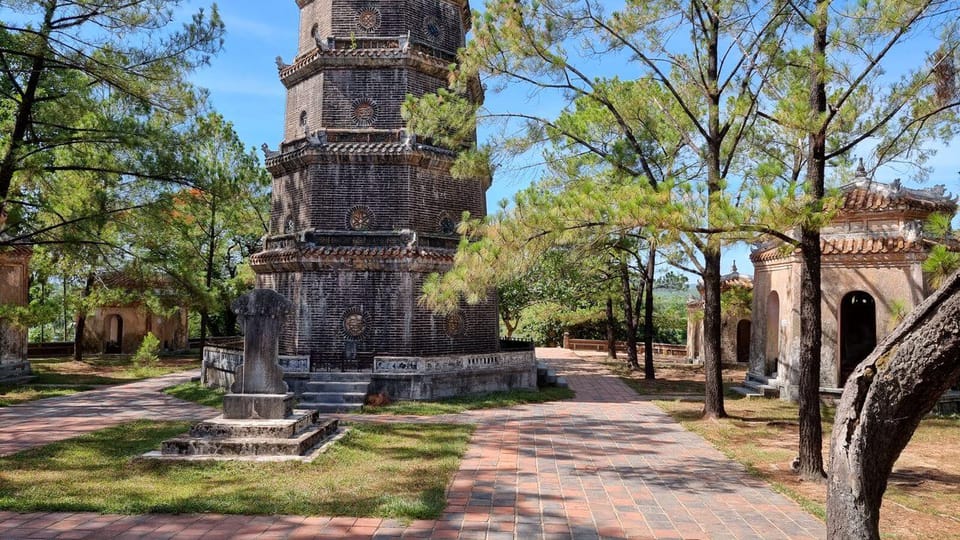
<box><xmin>222</xmin><ymin>392</ymin><xmax>294</xmax><ymax>420</ymax></box>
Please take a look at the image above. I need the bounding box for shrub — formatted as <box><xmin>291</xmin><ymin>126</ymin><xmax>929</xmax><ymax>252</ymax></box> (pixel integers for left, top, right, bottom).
<box><xmin>132</xmin><ymin>332</ymin><xmax>160</xmax><ymax>369</ymax></box>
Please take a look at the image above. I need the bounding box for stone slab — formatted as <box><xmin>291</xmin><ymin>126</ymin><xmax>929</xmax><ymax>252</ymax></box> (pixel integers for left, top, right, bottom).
<box><xmin>161</xmin><ymin>418</ymin><xmax>339</xmax><ymax>457</ymax></box>
<box><xmin>189</xmin><ymin>409</ymin><xmax>320</xmax><ymax>439</ymax></box>
<box><xmin>222</xmin><ymin>393</ymin><xmax>294</xmax><ymax>420</ymax></box>
<box><xmin>144</xmin><ymin>426</ymin><xmax>349</xmax><ymax>463</ymax></box>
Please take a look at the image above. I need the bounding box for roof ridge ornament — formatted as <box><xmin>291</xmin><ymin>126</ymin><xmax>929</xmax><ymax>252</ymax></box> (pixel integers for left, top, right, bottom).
<box><xmin>855</xmin><ymin>158</ymin><xmax>867</xmax><ymax>178</ymax></box>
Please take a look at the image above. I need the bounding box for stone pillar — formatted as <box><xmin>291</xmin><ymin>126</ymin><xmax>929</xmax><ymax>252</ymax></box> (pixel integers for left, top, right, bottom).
<box><xmin>562</xmin><ymin>332</ymin><xmax>570</xmax><ymax>349</ymax></box>
<box><xmin>223</xmin><ymin>289</ymin><xmax>295</xmax><ymax>420</ymax></box>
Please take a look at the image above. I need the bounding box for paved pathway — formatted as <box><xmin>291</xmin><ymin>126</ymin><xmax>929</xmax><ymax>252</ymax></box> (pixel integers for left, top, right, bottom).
<box><xmin>0</xmin><ymin>370</ymin><xmax>216</xmax><ymax>456</ymax></box>
<box><xmin>0</xmin><ymin>351</ymin><xmax>825</xmax><ymax>539</ymax></box>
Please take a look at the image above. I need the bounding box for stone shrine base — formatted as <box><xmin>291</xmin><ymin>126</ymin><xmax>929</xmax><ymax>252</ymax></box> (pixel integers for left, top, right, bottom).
<box><xmin>0</xmin><ymin>360</ymin><xmax>32</xmax><ymax>384</ymax></box>
<box><xmin>145</xmin><ymin>409</ymin><xmax>343</xmax><ymax>463</ymax></box>
<box><xmin>368</xmin><ymin>350</ymin><xmax>538</xmax><ymax>401</ymax></box>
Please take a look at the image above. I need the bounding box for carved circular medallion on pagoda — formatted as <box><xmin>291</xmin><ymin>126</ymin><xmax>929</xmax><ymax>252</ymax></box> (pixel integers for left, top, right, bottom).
<box><xmin>356</xmin><ymin>8</ymin><xmax>382</xmax><ymax>31</ymax></box>
<box><xmin>424</xmin><ymin>16</ymin><xmax>442</xmax><ymax>41</ymax></box>
<box><xmin>347</xmin><ymin>206</ymin><xmax>373</xmax><ymax>231</ymax></box>
<box><xmin>351</xmin><ymin>98</ymin><xmax>378</xmax><ymax>127</ymax></box>
<box><xmin>445</xmin><ymin>311</ymin><xmax>466</xmax><ymax>337</ymax></box>
<box><xmin>343</xmin><ymin>308</ymin><xmax>369</xmax><ymax>339</ymax></box>
<box><xmin>439</xmin><ymin>213</ymin><xmax>456</xmax><ymax>234</ymax></box>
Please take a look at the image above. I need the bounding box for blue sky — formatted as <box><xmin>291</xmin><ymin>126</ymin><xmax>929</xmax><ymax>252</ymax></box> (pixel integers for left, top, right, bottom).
<box><xmin>188</xmin><ymin>1</ymin><xmax>960</xmax><ymax>278</ymax></box>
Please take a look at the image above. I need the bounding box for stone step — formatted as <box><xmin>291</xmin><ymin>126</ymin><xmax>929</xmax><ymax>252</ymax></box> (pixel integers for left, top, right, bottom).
<box><xmin>304</xmin><ymin>372</ymin><xmax>373</xmax><ymax>382</ymax></box>
<box><xmin>299</xmin><ymin>391</ymin><xmax>366</xmax><ymax>404</ymax></box>
<box><xmin>742</xmin><ymin>379</ymin><xmax>780</xmax><ymax>398</ymax></box>
<box><xmin>162</xmin><ymin>419</ymin><xmax>339</xmax><ymax>457</ymax></box>
<box><xmin>304</xmin><ymin>381</ymin><xmax>371</xmax><ymax>393</ymax></box>
<box><xmin>731</xmin><ymin>386</ymin><xmax>763</xmax><ymax>398</ymax></box>
<box><xmin>189</xmin><ymin>410</ymin><xmax>320</xmax><ymax>440</ymax></box>
<box><xmin>298</xmin><ymin>402</ymin><xmax>363</xmax><ymax>414</ymax></box>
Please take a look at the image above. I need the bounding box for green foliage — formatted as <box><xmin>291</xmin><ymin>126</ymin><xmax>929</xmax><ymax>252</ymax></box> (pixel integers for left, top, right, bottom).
<box><xmin>923</xmin><ymin>244</ymin><xmax>960</xmax><ymax>290</ymax></box>
<box><xmin>132</xmin><ymin>332</ymin><xmax>160</xmax><ymax>370</ymax></box>
<box><xmin>721</xmin><ymin>287</ymin><xmax>752</xmax><ymax>319</ymax></box>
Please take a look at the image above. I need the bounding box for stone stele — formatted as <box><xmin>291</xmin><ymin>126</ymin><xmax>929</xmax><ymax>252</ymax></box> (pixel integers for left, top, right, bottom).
<box><xmin>223</xmin><ymin>289</ymin><xmax>295</xmax><ymax>420</ymax></box>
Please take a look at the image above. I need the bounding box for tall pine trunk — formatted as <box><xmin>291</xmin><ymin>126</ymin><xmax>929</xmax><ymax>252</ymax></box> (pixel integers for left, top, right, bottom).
<box><xmin>0</xmin><ymin>3</ymin><xmax>53</xmax><ymax>223</ymax></box>
<box><xmin>72</xmin><ymin>273</ymin><xmax>94</xmax><ymax>362</ymax></box>
<box><xmin>605</xmin><ymin>296</ymin><xmax>617</xmax><ymax>359</ymax></box>
<box><xmin>642</xmin><ymin>245</ymin><xmax>656</xmax><ymax>380</ymax></box>
<box><xmin>701</xmin><ymin>4</ymin><xmax>726</xmax><ymax>419</ymax></box>
<box><xmin>619</xmin><ymin>259</ymin><xmax>640</xmax><ymax>370</ymax></box>
<box><xmin>828</xmin><ymin>270</ymin><xmax>960</xmax><ymax>538</ymax></box>
<box><xmin>797</xmin><ymin>0</ymin><xmax>828</xmax><ymax>481</ymax></box>
<box><xmin>199</xmin><ymin>197</ymin><xmax>218</xmax><ymax>349</ymax></box>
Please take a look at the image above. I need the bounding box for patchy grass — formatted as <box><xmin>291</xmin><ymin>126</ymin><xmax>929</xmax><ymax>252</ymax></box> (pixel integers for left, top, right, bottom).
<box><xmin>363</xmin><ymin>386</ymin><xmax>575</xmax><ymax>416</ymax></box>
<box><xmin>0</xmin><ymin>384</ymin><xmax>94</xmax><ymax>407</ymax></box>
<box><xmin>610</xmin><ymin>360</ymin><xmax>747</xmax><ymax>396</ymax></box>
<box><xmin>654</xmin><ymin>395</ymin><xmax>960</xmax><ymax>538</ymax></box>
<box><xmin>163</xmin><ymin>381</ymin><xmax>225</xmax><ymax>408</ymax></box>
<box><xmin>28</xmin><ymin>355</ymin><xmax>199</xmax><ymax>386</ymax></box>
<box><xmin>0</xmin><ymin>420</ymin><xmax>472</xmax><ymax>520</ymax></box>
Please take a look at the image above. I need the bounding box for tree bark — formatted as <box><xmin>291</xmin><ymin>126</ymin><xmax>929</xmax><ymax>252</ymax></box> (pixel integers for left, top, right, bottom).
<box><xmin>199</xmin><ymin>196</ymin><xmax>218</xmax><ymax>349</ymax></box>
<box><xmin>72</xmin><ymin>273</ymin><xmax>94</xmax><ymax>362</ymax></box>
<box><xmin>701</xmin><ymin>2</ymin><xmax>726</xmax><ymax>419</ymax></box>
<box><xmin>827</xmin><ymin>269</ymin><xmax>960</xmax><ymax>539</ymax></box>
<box><xmin>642</xmin><ymin>245</ymin><xmax>656</xmax><ymax>380</ymax></box>
<box><xmin>797</xmin><ymin>0</ymin><xmax>829</xmax><ymax>481</ymax></box>
<box><xmin>619</xmin><ymin>259</ymin><xmax>640</xmax><ymax>370</ymax></box>
<box><xmin>605</xmin><ymin>296</ymin><xmax>617</xmax><ymax>359</ymax></box>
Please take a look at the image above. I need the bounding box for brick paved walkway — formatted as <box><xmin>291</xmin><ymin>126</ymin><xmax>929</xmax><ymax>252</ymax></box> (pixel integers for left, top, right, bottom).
<box><xmin>0</xmin><ymin>370</ymin><xmax>216</xmax><ymax>457</ymax></box>
<box><xmin>0</xmin><ymin>350</ymin><xmax>825</xmax><ymax>539</ymax></box>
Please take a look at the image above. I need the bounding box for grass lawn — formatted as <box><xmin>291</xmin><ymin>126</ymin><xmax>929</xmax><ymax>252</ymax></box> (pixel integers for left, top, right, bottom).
<box><xmin>0</xmin><ymin>420</ymin><xmax>473</xmax><ymax>520</ymax></box>
<box><xmin>362</xmin><ymin>386</ymin><xmax>575</xmax><ymax>415</ymax></box>
<box><xmin>163</xmin><ymin>381</ymin><xmax>225</xmax><ymax>408</ymax></box>
<box><xmin>28</xmin><ymin>354</ymin><xmax>200</xmax><ymax>386</ymax></box>
<box><xmin>0</xmin><ymin>384</ymin><xmax>94</xmax><ymax>407</ymax></box>
<box><xmin>608</xmin><ymin>359</ymin><xmax>748</xmax><ymax>396</ymax></box>
<box><xmin>655</xmin><ymin>394</ymin><xmax>960</xmax><ymax>539</ymax></box>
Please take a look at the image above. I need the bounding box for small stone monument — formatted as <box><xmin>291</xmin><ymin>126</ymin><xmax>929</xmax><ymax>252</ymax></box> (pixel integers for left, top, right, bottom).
<box><xmin>223</xmin><ymin>290</ymin><xmax>295</xmax><ymax>420</ymax></box>
<box><xmin>148</xmin><ymin>289</ymin><xmax>341</xmax><ymax>461</ymax></box>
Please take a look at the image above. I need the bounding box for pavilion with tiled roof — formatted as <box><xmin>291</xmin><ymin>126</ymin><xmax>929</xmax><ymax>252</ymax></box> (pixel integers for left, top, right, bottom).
<box><xmin>747</xmin><ymin>167</ymin><xmax>957</xmax><ymax>400</ymax></box>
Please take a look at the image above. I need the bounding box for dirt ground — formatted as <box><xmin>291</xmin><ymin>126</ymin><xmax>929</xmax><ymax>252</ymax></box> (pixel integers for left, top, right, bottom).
<box><xmin>597</xmin><ymin>353</ymin><xmax>960</xmax><ymax>539</ymax></box>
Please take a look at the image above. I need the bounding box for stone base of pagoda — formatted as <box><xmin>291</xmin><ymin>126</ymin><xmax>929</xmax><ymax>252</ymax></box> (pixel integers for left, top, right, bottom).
<box><xmin>369</xmin><ymin>350</ymin><xmax>538</xmax><ymax>401</ymax></box>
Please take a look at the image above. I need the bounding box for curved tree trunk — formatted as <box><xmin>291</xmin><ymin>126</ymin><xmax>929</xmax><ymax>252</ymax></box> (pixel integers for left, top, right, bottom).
<box><xmin>827</xmin><ymin>269</ymin><xmax>960</xmax><ymax>539</ymax></box>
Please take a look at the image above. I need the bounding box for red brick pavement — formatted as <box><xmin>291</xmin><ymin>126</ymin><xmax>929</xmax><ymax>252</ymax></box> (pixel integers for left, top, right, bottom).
<box><xmin>0</xmin><ymin>370</ymin><xmax>216</xmax><ymax>457</ymax></box>
<box><xmin>0</xmin><ymin>350</ymin><xmax>825</xmax><ymax>539</ymax></box>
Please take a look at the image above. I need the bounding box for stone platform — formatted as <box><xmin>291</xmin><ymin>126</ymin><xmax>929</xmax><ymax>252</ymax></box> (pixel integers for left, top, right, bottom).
<box><xmin>0</xmin><ymin>361</ymin><xmax>32</xmax><ymax>384</ymax></box>
<box><xmin>146</xmin><ymin>409</ymin><xmax>343</xmax><ymax>462</ymax></box>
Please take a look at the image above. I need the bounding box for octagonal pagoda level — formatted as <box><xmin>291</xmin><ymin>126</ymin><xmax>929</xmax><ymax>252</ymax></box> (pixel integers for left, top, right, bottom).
<box><xmin>243</xmin><ymin>0</ymin><xmax>537</xmax><ymax>402</ymax></box>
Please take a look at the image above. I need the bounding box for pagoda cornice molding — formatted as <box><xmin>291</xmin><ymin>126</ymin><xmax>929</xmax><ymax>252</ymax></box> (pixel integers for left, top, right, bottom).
<box><xmin>265</xmin><ymin>133</ymin><xmax>491</xmax><ymax>189</ymax></box>
<box><xmin>250</xmin><ymin>244</ymin><xmax>455</xmax><ymax>274</ymax></box>
<box><xmin>280</xmin><ymin>37</ymin><xmax>454</xmax><ymax>88</ymax></box>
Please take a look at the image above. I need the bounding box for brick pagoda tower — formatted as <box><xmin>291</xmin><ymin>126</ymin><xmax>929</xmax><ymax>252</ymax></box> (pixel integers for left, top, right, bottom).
<box><xmin>249</xmin><ymin>0</ymin><xmax>535</xmax><ymax>399</ymax></box>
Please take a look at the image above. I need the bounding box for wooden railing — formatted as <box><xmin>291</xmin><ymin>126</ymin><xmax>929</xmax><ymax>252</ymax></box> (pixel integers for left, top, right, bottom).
<box><xmin>562</xmin><ymin>333</ymin><xmax>688</xmax><ymax>360</ymax></box>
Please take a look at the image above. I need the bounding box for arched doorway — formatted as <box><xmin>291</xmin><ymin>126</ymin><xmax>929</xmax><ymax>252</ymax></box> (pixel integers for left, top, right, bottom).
<box><xmin>106</xmin><ymin>314</ymin><xmax>123</xmax><ymax>354</ymax></box>
<box><xmin>736</xmin><ymin>319</ymin><xmax>751</xmax><ymax>363</ymax></box>
<box><xmin>765</xmin><ymin>291</ymin><xmax>780</xmax><ymax>375</ymax></box>
<box><xmin>840</xmin><ymin>291</ymin><xmax>876</xmax><ymax>385</ymax></box>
